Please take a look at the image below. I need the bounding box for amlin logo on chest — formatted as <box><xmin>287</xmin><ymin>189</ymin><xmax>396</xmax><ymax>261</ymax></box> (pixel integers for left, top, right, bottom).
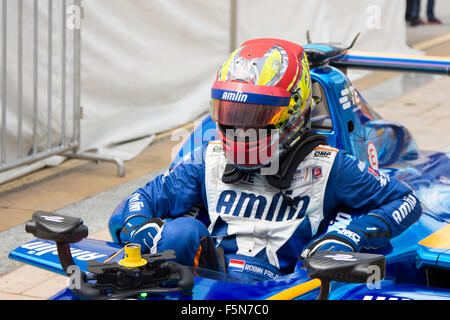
<box><xmin>216</xmin><ymin>190</ymin><xmax>310</xmax><ymax>221</ymax></box>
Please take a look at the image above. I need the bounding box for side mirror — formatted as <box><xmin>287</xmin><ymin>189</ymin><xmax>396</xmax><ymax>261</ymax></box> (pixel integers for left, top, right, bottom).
<box><xmin>303</xmin><ymin>251</ymin><xmax>386</xmax><ymax>300</ymax></box>
<box><xmin>25</xmin><ymin>211</ymin><xmax>88</xmax><ymax>274</ymax></box>
<box><xmin>25</xmin><ymin>211</ymin><xmax>88</xmax><ymax>243</ymax></box>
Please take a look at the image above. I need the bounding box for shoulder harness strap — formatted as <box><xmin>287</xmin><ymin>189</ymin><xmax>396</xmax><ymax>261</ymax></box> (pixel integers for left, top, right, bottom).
<box><xmin>221</xmin><ymin>130</ymin><xmax>328</xmax><ymax>189</ymax></box>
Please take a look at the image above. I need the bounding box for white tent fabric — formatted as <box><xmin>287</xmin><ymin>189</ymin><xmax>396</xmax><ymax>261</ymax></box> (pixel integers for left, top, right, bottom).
<box><xmin>235</xmin><ymin>0</ymin><xmax>419</xmax><ymax>80</ymax></box>
<box><xmin>1</xmin><ymin>0</ymin><xmax>416</xmax><ymax>183</ymax></box>
<box><xmin>79</xmin><ymin>0</ymin><xmax>231</xmax><ymax>157</ymax></box>
<box><xmin>236</xmin><ymin>0</ymin><xmax>415</xmax><ymax>54</ymax></box>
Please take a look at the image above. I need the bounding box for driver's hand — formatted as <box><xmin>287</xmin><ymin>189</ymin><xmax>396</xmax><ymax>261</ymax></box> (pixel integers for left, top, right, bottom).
<box><xmin>120</xmin><ymin>217</ymin><xmax>165</xmax><ymax>254</ymax></box>
<box><xmin>299</xmin><ymin>229</ymin><xmax>362</xmax><ymax>261</ymax></box>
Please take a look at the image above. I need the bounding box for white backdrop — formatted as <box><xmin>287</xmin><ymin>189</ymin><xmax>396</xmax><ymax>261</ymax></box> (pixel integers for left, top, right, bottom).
<box><xmin>79</xmin><ymin>0</ymin><xmax>230</xmax><ymax>158</ymax></box>
<box><xmin>1</xmin><ymin>0</ymin><xmax>415</xmax><ymax>182</ymax></box>
<box><xmin>236</xmin><ymin>0</ymin><xmax>414</xmax><ymax>53</ymax></box>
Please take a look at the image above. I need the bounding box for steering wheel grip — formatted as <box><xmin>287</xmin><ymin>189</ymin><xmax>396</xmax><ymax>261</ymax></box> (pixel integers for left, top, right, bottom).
<box><xmin>162</xmin><ymin>261</ymin><xmax>194</xmax><ymax>292</ymax></box>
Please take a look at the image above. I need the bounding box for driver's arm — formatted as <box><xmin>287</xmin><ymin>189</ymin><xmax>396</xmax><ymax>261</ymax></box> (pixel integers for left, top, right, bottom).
<box><xmin>115</xmin><ymin>144</ymin><xmax>207</xmax><ymax>245</ymax></box>
<box><xmin>310</xmin><ymin>151</ymin><xmax>422</xmax><ymax>255</ymax></box>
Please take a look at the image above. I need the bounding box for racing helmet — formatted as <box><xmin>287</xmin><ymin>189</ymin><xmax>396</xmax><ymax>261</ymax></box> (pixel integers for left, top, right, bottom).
<box><xmin>211</xmin><ymin>38</ymin><xmax>312</xmax><ymax>171</ymax></box>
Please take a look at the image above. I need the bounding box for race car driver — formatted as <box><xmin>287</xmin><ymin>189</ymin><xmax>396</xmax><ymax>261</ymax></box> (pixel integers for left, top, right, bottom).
<box><xmin>108</xmin><ymin>38</ymin><xmax>422</xmax><ymax>281</ymax></box>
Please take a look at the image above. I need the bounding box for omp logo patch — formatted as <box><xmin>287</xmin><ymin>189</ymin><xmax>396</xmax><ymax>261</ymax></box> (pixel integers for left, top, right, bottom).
<box><xmin>314</xmin><ymin>150</ymin><xmax>331</xmax><ymax>158</ymax></box>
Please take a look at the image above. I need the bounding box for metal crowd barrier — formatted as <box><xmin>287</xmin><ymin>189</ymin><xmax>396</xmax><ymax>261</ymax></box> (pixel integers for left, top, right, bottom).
<box><xmin>0</xmin><ymin>0</ymin><xmax>124</xmax><ymax>183</ymax></box>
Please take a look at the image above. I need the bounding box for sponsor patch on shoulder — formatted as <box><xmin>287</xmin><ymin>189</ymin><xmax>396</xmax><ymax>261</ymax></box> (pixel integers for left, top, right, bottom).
<box><xmin>312</xmin><ymin>166</ymin><xmax>322</xmax><ymax>179</ymax></box>
<box><xmin>313</xmin><ymin>146</ymin><xmax>338</xmax><ymax>159</ymax></box>
<box><xmin>313</xmin><ymin>150</ymin><xmax>332</xmax><ymax>158</ymax></box>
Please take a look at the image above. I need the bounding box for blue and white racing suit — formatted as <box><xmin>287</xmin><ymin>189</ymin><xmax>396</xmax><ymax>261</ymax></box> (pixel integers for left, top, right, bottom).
<box><xmin>108</xmin><ymin>141</ymin><xmax>422</xmax><ymax>281</ymax></box>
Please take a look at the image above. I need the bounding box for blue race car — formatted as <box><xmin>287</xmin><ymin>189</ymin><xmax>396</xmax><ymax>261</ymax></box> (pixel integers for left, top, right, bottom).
<box><xmin>9</xmin><ymin>36</ymin><xmax>450</xmax><ymax>300</ymax></box>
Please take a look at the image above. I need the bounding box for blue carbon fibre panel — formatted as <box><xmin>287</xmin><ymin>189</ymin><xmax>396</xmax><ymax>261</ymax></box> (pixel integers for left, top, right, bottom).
<box><xmin>9</xmin><ymin>238</ymin><xmax>123</xmax><ymax>275</ymax></box>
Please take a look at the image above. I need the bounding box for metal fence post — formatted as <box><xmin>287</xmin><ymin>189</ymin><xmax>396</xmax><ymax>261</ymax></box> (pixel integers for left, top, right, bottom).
<box><xmin>0</xmin><ymin>0</ymin><xmax>125</xmax><ymax>183</ymax></box>
<box><xmin>62</xmin><ymin>0</ymin><xmax>125</xmax><ymax>177</ymax></box>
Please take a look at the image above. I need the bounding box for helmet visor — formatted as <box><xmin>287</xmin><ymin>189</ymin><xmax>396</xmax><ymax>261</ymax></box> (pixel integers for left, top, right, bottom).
<box><xmin>211</xmin><ymin>99</ymin><xmax>288</xmax><ymax>127</ymax></box>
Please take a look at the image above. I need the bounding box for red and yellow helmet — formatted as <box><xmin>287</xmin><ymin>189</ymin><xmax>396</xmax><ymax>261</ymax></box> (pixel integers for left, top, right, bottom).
<box><xmin>211</xmin><ymin>38</ymin><xmax>312</xmax><ymax>170</ymax></box>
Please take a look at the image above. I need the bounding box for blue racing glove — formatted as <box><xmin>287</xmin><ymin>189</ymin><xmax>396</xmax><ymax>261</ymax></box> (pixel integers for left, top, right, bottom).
<box><xmin>299</xmin><ymin>228</ymin><xmax>364</xmax><ymax>261</ymax></box>
<box><xmin>120</xmin><ymin>216</ymin><xmax>165</xmax><ymax>254</ymax></box>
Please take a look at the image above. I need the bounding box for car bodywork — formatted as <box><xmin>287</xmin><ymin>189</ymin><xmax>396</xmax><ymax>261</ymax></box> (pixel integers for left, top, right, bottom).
<box><xmin>9</xmin><ymin>41</ymin><xmax>450</xmax><ymax>300</ymax></box>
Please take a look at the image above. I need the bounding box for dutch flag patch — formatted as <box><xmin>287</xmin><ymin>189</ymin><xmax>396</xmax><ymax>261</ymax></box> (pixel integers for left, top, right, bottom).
<box><xmin>228</xmin><ymin>259</ymin><xmax>245</xmax><ymax>272</ymax></box>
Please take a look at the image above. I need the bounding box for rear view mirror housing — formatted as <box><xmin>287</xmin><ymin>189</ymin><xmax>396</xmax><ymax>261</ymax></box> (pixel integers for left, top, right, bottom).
<box><xmin>303</xmin><ymin>251</ymin><xmax>386</xmax><ymax>299</ymax></box>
